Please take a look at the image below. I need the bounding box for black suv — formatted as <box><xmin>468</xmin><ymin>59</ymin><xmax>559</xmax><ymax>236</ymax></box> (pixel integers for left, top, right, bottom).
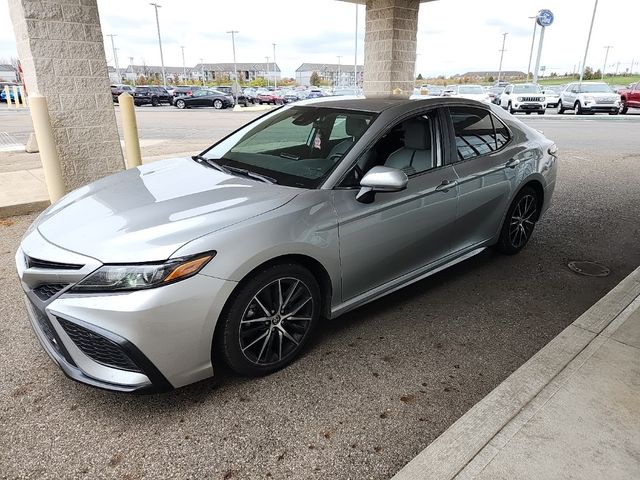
<box><xmin>215</xmin><ymin>86</ymin><xmax>252</xmax><ymax>106</ymax></box>
<box><xmin>132</xmin><ymin>86</ymin><xmax>172</xmax><ymax>106</ymax></box>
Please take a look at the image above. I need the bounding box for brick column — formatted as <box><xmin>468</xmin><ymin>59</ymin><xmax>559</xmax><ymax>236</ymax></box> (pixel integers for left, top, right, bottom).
<box><xmin>364</xmin><ymin>0</ymin><xmax>419</xmax><ymax>97</ymax></box>
<box><xmin>8</xmin><ymin>0</ymin><xmax>124</xmax><ymax>192</ymax></box>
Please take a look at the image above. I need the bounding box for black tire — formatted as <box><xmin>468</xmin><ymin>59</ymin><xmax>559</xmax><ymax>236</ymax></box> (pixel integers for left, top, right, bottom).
<box><xmin>216</xmin><ymin>263</ymin><xmax>322</xmax><ymax>377</ymax></box>
<box><xmin>620</xmin><ymin>103</ymin><xmax>628</xmax><ymax>114</ymax></box>
<box><xmin>213</xmin><ymin>99</ymin><xmax>223</xmax><ymax>109</ymax></box>
<box><xmin>175</xmin><ymin>99</ymin><xmax>186</xmax><ymax>109</ymax></box>
<box><xmin>609</xmin><ymin>110</ymin><xmax>618</xmax><ymax>116</ymax></box>
<box><xmin>537</xmin><ymin>110</ymin><xmax>545</xmax><ymax>115</ymax></box>
<box><xmin>574</xmin><ymin>101</ymin><xmax>583</xmax><ymax>115</ymax></box>
<box><xmin>495</xmin><ymin>186</ymin><xmax>539</xmax><ymax>255</ymax></box>
<box><xmin>557</xmin><ymin>100</ymin><xmax>565</xmax><ymax>114</ymax></box>
<box><xmin>151</xmin><ymin>97</ymin><xmax>159</xmax><ymax>107</ymax></box>
<box><xmin>508</xmin><ymin>102</ymin><xmax>515</xmax><ymax>114</ymax></box>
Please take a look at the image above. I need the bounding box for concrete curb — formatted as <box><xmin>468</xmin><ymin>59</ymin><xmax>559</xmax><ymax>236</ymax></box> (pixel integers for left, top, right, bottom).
<box><xmin>392</xmin><ymin>266</ymin><xmax>640</xmax><ymax>480</ymax></box>
<box><xmin>0</xmin><ymin>199</ymin><xmax>49</xmax><ymax>219</ymax></box>
<box><xmin>232</xmin><ymin>104</ymin><xmax>273</xmax><ymax>112</ymax></box>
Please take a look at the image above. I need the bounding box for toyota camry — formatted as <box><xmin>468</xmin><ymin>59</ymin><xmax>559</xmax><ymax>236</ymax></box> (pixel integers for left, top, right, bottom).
<box><xmin>16</xmin><ymin>97</ymin><xmax>557</xmax><ymax>392</ymax></box>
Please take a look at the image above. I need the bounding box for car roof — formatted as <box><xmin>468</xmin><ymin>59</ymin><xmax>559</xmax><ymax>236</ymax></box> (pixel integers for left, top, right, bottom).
<box><xmin>295</xmin><ymin>96</ymin><xmax>485</xmax><ymax>113</ymax></box>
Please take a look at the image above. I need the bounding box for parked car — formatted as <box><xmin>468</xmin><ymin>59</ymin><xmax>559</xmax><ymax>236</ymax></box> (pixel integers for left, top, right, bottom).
<box><xmin>443</xmin><ymin>84</ymin><xmax>490</xmax><ymax>103</ymax></box>
<box><xmin>0</xmin><ymin>83</ymin><xmax>22</xmax><ymax>103</ymax></box>
<box><xmin>15</xmin><ymin>96</ymin><xmax>557</xmax><ymax>392</ymax></box>
<box><xmin>173</xmin><ymin>89</ymin><xmax>234</xmax><ymax>109</ymax></box>
<box><xmin>214</xmin><ymin>86</ymin><xmax>252</xmax><ymax>106</ymax></box>
<box><xmin>110</xmin><ymin>84</ymin><xmax>133</xmax><ymax>103</ymax></box>
<box><xmin>306</xmin><ymin>89</ymin><xmax>325</xmax><ymax>99</ymax></box>
<box><xmin>617</xmin><ymin>82</ymin><xmax>640</xmax><ymax>114</ymax></box>
<box><xmin>487</xmin><ymin>86</ymin><xmax>505</xmax><ymax>105</ymax></box>
<box><xmin>132</xmin><ymin>86</ymin><xmax>172</xmax><ymax>106</ymax></box>
<box><xmin>499</xmin><ymin>84</ymin><xmax>546</xmax><ymax>114</ymax></box>
<box><xmin>281</xmin><ymin>90</ymin><xmax>300</xmax><ymax>103</ymax></box>
<box><xmin>557</xmin><ymin>82</ymin><xmax>620</xmax><ymax>115</ymax></box>
<box><xmin>256</xmin><ymin>91</ymin><xmax>282</xmax><ymax>105</ymax></box>
<box><xmin>171</xmin><ymin>85</ymin><xmax>203</xmax><ymax>101</ymax></box>
<box><xmin>541</xmin><ymin>89</ymin><xmax>560</xmax><ymax>108</ymax></box>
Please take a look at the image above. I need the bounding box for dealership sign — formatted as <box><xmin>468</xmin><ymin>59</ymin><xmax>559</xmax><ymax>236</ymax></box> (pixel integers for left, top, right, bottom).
<box><xmin>537</xmin><ymin>9</ymin><xmax>554</xmax><ymax>27</ymax></box>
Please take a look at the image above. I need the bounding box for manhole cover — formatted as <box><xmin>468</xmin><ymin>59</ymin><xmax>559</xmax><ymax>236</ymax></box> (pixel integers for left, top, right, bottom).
<box><xmin>568</xmin><ymin>261</ymin><xmax>610</xmax><ymax>277</ymax></box>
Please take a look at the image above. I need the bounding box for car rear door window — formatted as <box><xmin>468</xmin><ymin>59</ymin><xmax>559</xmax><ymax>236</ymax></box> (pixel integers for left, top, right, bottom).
<box><xmin>448</xmin><ymin>107</ymin><xmax>510</xmax><ymax>161</ymax></box>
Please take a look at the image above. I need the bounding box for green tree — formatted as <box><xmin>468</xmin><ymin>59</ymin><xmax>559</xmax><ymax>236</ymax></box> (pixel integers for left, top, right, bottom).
<box><xmin>309</xmin><ymin>71</ymin><xmax>321</xmax><ymax>86</ymax></box>
<box><xmin>416</xmin><ymin>73</ymin><xmax>423</xmax><ymax>80</ymax></box>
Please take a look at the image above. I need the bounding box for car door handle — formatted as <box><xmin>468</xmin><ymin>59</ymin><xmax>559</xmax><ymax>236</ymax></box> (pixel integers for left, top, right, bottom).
<box><xmin>506</xmin><ymin>158</ymin><xmax>521</xmax><ymax>169</ymax></box>
<box><xmin>435</xmin><ymin>179</ymin><xmax>458</xmax><ymax>192</ymax></box>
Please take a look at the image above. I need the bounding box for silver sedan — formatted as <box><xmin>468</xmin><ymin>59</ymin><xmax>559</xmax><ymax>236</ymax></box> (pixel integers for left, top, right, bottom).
<box><xmin>16</xmin><ymin>97</ymin><xmax>558</xmax><ymax>392</ymax></box>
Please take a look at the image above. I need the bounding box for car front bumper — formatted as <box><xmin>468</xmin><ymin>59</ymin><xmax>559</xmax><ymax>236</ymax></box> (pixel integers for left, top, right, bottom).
<box><xmin>16</xmin><ymin>230</ymin><xmax>237</xmax><ymax>392</ymax></box>
<box><xmin>512</xmin><ymin>102</ymin><xmax>545</xmax><ymax>112</ymax></box>
<box><xmin>581</xmin><ymin>102</ymin><xmax>619</xmax><ymax>112</ymax></box>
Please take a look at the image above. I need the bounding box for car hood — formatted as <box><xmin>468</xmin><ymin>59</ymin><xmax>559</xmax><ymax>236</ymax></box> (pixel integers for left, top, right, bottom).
<box><xmin>35</xmin><ymin>157</ymin><xmax>299</xmax><ymax>263</ymax></box>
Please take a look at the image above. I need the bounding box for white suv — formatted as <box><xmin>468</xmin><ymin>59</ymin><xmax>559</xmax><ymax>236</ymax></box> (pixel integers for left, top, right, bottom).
<box><xmin>558</xmin><ymin>82</ymin><xmax>621</xmax><ymax>115</ymax></box>
<box><xmin>499</xmin><ymin>84</ymin><xmax>546</xmax><ymax>115</ymax></box>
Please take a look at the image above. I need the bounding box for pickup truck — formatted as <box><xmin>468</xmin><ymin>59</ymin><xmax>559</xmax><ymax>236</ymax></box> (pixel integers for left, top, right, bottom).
<box><xmin>618</xmin><ymin>82</ymin><xmax>640</xmax><ymax>114</ymax></box>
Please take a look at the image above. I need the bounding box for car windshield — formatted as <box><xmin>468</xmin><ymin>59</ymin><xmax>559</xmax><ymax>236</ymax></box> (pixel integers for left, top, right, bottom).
<box><xmin>513</xmin><ymin>85</ymin><xmax>540</xmax><ymax>93</ymax></box>
<box><xmin>458</xmin><ymin>86</ymin><xmax>484</xmax><ymax>94</ymax></box>
<box><xmin>202</xmin><ymin>106</ymin><xmax>375</xmax><ymax>188</ymax></box>
<box><xmin>579</xmin><ymin>83</ymin><xmax>612</xmax><ymax>93</ymax></box>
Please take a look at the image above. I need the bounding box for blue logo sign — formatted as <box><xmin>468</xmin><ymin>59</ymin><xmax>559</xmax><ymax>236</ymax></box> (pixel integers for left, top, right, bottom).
<box><xmin>537</xmin><ymin>9</ymin><xmax>554</xmax><ymax>27</ymax></box>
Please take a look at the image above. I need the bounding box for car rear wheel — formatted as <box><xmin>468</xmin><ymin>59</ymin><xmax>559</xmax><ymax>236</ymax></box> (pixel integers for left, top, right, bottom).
<box><xmin>213</xmin><ymin>99</ymin><xmax>223</xmax><ymax>109</ymax></box>
<box><xmin>151</xmin><ymin>97</ymin><xmax>159</xmax><ymax>107</ymax></box>
<box><xmin>175</xmin><ymin>99</ymin><xmax>186</xmax><ymax>109</ymax></box>
<box><xmin>216</xmin><ymin>263</ymin><xmax>321</xmax><ymax>377</ymax></box>
<box><xmin>496</xmin><ymin>186</ymin><xmax>539</xmax><ymax>255</ymax></box>
<box><xmin>508</xmin><ymin>102</ymin><xmax>515</xmax><ymax>114</ymax></box>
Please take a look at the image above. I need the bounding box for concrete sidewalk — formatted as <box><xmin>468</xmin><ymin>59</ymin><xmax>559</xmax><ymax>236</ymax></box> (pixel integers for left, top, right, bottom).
<box><xmin>394</xmin><ymin>266</ymin><xmax>640</xmax><ymax>480</ymax></box>
<box><xmin>0</xmin><ymin>141</ymin><xmax>205</xmax><ymax>218</ymax></box>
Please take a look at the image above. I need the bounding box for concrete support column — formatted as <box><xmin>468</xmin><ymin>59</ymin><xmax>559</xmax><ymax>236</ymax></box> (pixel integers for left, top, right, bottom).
<box><xmin>8</xmin><ymin>0</ymin><xmax>124</xmax><ymax>192</ymax></box>
<box><xmin>364</xmin><ymin>0</ymin><xmax>419</xmax><ymax>97</ymax></box>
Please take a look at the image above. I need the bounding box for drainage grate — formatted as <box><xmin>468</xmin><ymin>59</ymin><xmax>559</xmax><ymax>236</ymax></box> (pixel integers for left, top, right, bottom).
<box><xmin>568</xmin><ymin>261</ymin><xmax>610</xmax><ymax>277</ymax></box>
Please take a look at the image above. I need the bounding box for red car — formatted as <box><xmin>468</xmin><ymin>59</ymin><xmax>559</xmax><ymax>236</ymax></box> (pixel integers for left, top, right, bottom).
<box><xmin>256</xmin><ymin>91</ymin><xmax>282</xmax><ymax>105</ymax></box>
<box><xmin>618</xmin><ymin>82</ymin><xmax>640</xmax><ymax>114</ymax></box>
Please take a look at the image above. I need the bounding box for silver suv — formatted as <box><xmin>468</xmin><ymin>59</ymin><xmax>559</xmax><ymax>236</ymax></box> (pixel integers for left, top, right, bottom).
<box><xmin>558</xmin><ymin>82</ymin><xmax>621</xmax><ymax>115</ymax></box>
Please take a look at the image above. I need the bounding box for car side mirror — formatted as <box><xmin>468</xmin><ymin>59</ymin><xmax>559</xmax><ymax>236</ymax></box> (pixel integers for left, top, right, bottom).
<box><xmin>356</xmin><ymin>166</ymin><xmax>408</xmax><ymax>203</ymax></box>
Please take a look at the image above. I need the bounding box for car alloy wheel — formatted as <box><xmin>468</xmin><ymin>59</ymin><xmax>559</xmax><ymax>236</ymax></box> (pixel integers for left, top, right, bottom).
<box><xmin>176</xmin><ymin>99</ymin><xmax>186</xmax><ymax>109</ymax></box>
<box><xmin>496</xmin><ymin>186</ymin><xmax>538</xmax><ymax>255</ymax></box>
<box><xmin>557</xmin><ymin>100</ymin><xmax>564</xmax><ymax>114</ymax></box>
<box><xmin>213</xmin><ymin>99</ymin><xmax>223</xmax><ymax>109</ymax></box>
<box><xmin>217</xmin><ymin>263</ymin><xmax>321</xmax><ymax>376</ymax></box>
<box><xmin>574</xmin><ymin>102</ymin><xmax>582</xmax><ymax>115</ymax></box>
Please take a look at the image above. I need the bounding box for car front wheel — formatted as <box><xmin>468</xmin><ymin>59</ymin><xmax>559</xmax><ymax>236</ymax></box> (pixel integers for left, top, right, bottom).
<box><xmin>574</xmin><ymin>101</ymin><xmax>583</xmax><ymax>115</ymax></box>
<box><xmin>216</xmin><ymin>263</ymin><xmax>321</xmax><ymax>376</ymax></box>
<box><xmin>213</xmin><ymin>99</ymin><xmax>223</xmax><ymax>109</ymax></box>
<box><xmin>175</xmin><ymin>99</ymin><xmax>186</xmax><ymax>109</ymax></box>
<box><xmin>496</xmin><ymin>186</ymin><xmax>539</xmax><ymax>255</ymax></box>
<box><xmin>557</xmin><ymin>100</ymin><xmax>565</xmax><ymax>114</ymax></box>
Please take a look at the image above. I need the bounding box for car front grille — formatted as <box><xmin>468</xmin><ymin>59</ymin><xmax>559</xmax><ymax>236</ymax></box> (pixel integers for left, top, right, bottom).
<box><xmin>25</xmin><ymin>255</ymin><xmax>83</xmax><ymax>270</ymax></box>
<box><xmin>595</xmin><ymin>97</ymin><xmax>615</xmax><ymax>104</ymax></box>
<box><xmin>56</xmin><ymin>318</ymin><xmax>142</xmax><ymax>373</ymax></box>
<box><xmin>33</xmin><ymin>283</ymin><xmax>68</xmax><ymax>301</ymax></box>
<box><xmin>521</xmin><ymin>96</ymin><xmax>544</xmax><ymax>102</ymax></box>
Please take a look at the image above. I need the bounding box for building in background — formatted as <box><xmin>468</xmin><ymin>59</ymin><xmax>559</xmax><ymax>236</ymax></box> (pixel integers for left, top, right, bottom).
<box><xmin>296</xmin><ymin>63</ymin><xmax>364</xmax><ymax>87</ymax></box>
<box><xmin>0</xmin><ymin>64</ymin><xmax>18</xmax><ymax>82</ymax></box>
<box><xmin>123</xmin><ymin>65</ymin><xmax>193</xmax><ymax>83</ymax></box>
<box><xmin>192</xmin><ymin>62</ymin><xmax>281</xmax><ymax>84</ymax></box>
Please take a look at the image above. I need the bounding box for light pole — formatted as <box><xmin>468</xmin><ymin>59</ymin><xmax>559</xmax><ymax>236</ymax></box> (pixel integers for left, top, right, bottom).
<box><xmin>526</xmin><ymin>16</ymin><xmax>537</xmax><ymax>81</ymax></box>
<box><xmin>272</xmin><ymin>43</ymin><xmax>277</xmax><ymax>89</ymax></box>
<box><xmin>579</xmin><ymin>0</ymin><xmax>599</xmax><ymax>83</ymax></box>
<box><xmin>337</xmin><ymin>55</ymin><xmax>342</xmax><ymax>87</ymax></box>
<box><xmin>354</xmin><ymin>2</ymin><xmax>358</xmax><ymax>88</ymax></box>
<box><xmin>149</xmin><ymin>3</ymin><xmax>166</xmax><ymax>87</ymax></box>
<box><xmin>227</xmin><ymin>31</ymin><xmax>239</xmax><ymax>100</ymax></box>
<box><xmin>497</xmin><ymin>33</ymin><xmax>507</xmax><ymax>85</ymax></box>
<box><xmin>602</xmin><ymin>45</ymin><xmax>613</xmax><ymax>79</ymax></box>
<box><xmin>265</xmin><ymin>56</ymin><xmax>270</xmax><ymax>88</ymax></box>
<box><xmin>180</xmin><ymin>46</ymin><xmax>186</xmax><ymax>80</ymax></box>
<box><xmin>106</xmin><ymin>34</ymin><xmax>120</xmax><ymax>82</ymax></box>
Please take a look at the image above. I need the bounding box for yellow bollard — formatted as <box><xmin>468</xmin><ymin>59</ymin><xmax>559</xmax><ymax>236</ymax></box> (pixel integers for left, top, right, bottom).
<box><xmin>29</xmin><ymin>96</ymin><xmax>65</xmax><ymax>202</ymax></box>
<box><xmin>118</xmin><ymin>92</ymin><xmax>142</xmax><ymax>169</ymax></box>
<box><xmin>4</xmin><ymin>85</ymin><xmax>13</xmax><ymax>108</ymax></box>
<box><xmin>12</xmin><ymin>86</ymin><xmax>20</xmax><ymax>108</ymax></box>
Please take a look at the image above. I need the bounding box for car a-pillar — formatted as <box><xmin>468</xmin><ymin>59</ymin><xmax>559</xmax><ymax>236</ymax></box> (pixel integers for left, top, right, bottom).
<box><xmin>338</xmin><ymin>0</ymin><xmax>437</xmax><ymax>97</ymax></box>
<box><xmin>8</xmin><ymin>0</ymin><xmax>125</xmax><ymax>193</ymax></box>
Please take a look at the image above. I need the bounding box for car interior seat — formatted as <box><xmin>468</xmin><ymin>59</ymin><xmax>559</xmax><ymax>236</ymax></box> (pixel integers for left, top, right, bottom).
<box><xmin>385</xmin><ymin>119</ymin><xmax>432</xmax><ymax>175</ymax></box>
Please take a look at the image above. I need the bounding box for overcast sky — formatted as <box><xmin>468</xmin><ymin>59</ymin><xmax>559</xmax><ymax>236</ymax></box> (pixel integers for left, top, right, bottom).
<box><xmin>0</xmin><ymin>0</ymin><xmax>637</xmax><ymax>78</ymax></box>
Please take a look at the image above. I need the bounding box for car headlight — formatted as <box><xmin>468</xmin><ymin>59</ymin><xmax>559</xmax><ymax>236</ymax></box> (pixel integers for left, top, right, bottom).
<box><xmin>517</xmin><ymin>97</ymin><xmax>523</xmax><ymax>102</ymax></box>
<box><xmin>70</xmin><ymin>252</ymin><xmax>215</xmax><ymax>292</ymax></box>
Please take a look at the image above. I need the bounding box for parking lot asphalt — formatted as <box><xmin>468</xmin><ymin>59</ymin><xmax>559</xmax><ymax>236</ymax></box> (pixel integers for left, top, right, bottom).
<box><xmin>1</xmin><ymin>109</ymin><xmax>640</xmax><ymax>479</ymax></box>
